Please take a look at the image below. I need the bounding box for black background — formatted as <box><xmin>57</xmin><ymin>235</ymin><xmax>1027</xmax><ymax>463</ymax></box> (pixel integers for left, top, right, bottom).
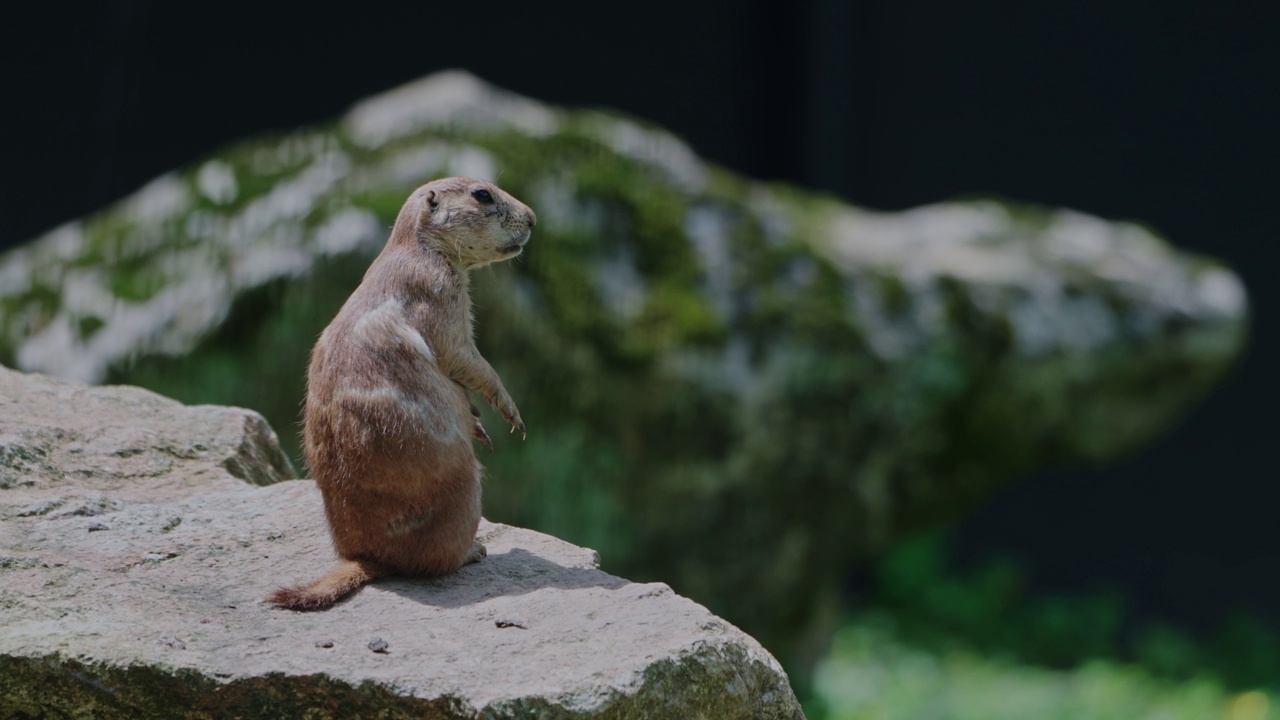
<box><xmin>1</xmin><ymin>1</ymin><xmax>1275</xmax><ymax>634</ymax></box>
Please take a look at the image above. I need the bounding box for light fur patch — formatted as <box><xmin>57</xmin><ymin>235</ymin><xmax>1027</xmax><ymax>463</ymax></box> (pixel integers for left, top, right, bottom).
<box><xmin>334</xmin><ymin>386</ymin><xmax>464</xmax><ymax>443</ymax></box>
<box><xmin>352</xmin><ymin>299</ymin><xmax>436</xmax><ymax>364</ymax></box>
<box><xmin>334</xmin><ymin>386</ymin><xmax>407</xmax><ymax>406</ymax></box>
<box><xmin>386</xmin><ymin>506</ymin><xmax>434</xmax><ymax>537</ymax></box>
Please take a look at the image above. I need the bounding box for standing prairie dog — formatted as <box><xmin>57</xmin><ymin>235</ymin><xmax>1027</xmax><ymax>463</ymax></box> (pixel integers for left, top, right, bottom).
<box><xmin>267</xmin><ymin>177</ymin><xmax>534</xmax><ymax>610</ymax></box>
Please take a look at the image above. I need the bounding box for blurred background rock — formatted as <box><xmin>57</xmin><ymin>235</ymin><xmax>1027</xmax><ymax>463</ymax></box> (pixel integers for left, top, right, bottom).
<box><xmin>0</xmin><ymin>2</ymin><xmax>1275</xmax><ymax>718</ymax></box>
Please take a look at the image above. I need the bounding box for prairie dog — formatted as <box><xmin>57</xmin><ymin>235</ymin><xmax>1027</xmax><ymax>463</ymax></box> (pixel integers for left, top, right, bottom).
<box><xmin>267</xmin><ymin>177</ymin><xmax>534</xmax><ymax>610</ymax></box>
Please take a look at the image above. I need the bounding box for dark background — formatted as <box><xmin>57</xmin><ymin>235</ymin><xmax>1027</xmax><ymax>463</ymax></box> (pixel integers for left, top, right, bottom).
<box><xmin>1</xmin><ymin>1</ymin><xmax>1275</xmax><ymax>636</ymax></box>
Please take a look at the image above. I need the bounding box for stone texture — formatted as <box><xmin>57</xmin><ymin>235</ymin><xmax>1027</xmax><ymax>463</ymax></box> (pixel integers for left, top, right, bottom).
<box><xmin>0</xmin><ymin>365</ymin><xmax>296</xmax><ymax>495</ymax></box>
<box><xmin>0</xmin><ymin>70</ymin><xmax>1249</xmax><ymax>671</ymax></box>
<box><xmin>0</xmin><ymin>367</ymin><xmax>802</xmax><ymax>718</ymax></box>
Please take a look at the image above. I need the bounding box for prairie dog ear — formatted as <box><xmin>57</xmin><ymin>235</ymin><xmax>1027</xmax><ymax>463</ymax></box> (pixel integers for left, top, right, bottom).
<box><xmin>418</xmin><ymin>189</ymin><xmax>439</xmax><ymax>228</ymax></box>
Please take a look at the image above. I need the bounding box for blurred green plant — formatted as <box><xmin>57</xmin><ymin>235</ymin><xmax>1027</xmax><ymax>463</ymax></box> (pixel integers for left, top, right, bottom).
<box><xmin>807</xmin><ymin>614</ymin><xmax>1273</xmax><ymax>720</ymax></box>
<box><xmin>871</xmin><ymin>533</ymin><xmax>1125</xmax><ymax>667</ymax></box>
<box><xmin>805</xmin><ymin>532</ymin><xmax>1280</xmax><ymax>718</ymax></box>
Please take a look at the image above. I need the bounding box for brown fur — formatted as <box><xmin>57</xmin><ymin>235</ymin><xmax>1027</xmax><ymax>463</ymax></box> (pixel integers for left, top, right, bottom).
<box><xmin>267</xmin><ymin>177</ymin><xmax>534</xmax><ymax>610</ymax></box>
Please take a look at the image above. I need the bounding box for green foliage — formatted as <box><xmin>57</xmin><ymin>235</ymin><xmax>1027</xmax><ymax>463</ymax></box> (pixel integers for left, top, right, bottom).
<box><xmin>1133</xmin><ymin>622</ymin><xmax>1203</xmax><ymax>680</ymax></box>
<box><xmin>811</xmin><ymin>528</ymin><xmax>1279</xmax><ymax>718</ymax></box>
<box><xmin>872</xmin><ymin>534</ymin><xmax>1123</xmax><ymax>666</ymax></box>
<box><xmin>808</xmin><ymin>616</ymin><xmax>1267</xmax><ymax>720</ymax></box>
<box><xmin>840</xmin><ymin>532</ymin><xmax>1280</xmax><ymax>699</ymax></box>
<box><xmin>1209</xmin><ymin>617</ymin><xmax>1280</xmax><ymax>689</ymax></box>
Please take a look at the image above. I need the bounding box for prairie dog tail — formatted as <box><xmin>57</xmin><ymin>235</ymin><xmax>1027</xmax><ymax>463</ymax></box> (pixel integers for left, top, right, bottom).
<box><xmin>266</xmin><ymin>559</ymin><xmax>384</xmax><ymax>610</ymax></box>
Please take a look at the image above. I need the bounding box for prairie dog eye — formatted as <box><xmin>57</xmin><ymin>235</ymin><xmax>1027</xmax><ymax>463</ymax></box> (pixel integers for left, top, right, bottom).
<box><xmin>471</xmin><ymin>188</ymin><xmax>495</xmax><ymax>204</ymax></box>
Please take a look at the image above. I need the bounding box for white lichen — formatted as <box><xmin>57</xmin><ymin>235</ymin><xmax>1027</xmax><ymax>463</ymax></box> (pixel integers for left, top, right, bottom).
<box><xmin>121</xmin><ymin>174</ymin><xmax>192</xmax><ymax>229</ymax></box>
<box><xmin>343</xmin><ymin>70</ymin><xmax>558</xmax><ymax>148</ymax></box>
<box><xmin>382</xmin><ymin>142</ymin><xmax>496</xmax><ymax>187</ymax></box>
<box><xmin>684</xmin><ymin>206</ymin><xmax>735</xmax><ymax>320</ymax></box>
<box><xmin>313</xmin><ymin>208</ymin><xmax>382</xmax><ymax>256</ymax></box>
<box><xmin>196</xmin><ymin>160</ymin><xmax>238</xmax><ymax>205</ymax></box>
<box><xmin>580</xmin><ymin>112</ymin><xmax>708</xmax><ymax>193</ymax></box>
<box><xmin>592</xmin><ymin>245</ymin><xmax>647</xmax><ymax>322</ymax></box>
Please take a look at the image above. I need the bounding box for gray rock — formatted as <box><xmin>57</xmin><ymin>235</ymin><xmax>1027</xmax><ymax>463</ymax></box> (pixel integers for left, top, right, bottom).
<box><xmin>0</xmin><ymin>365</ymin><xmax>296</xmax><ymax>494</ymax></box>
<box><xmin>0</xmin><ymin>367</ymin><xmax>802</xmax><ymax>718</ymax></box>
<box><xmin>0</xmin><ymin>70</ymin><xmax>1248</xmax><ymax>671</ymax></box>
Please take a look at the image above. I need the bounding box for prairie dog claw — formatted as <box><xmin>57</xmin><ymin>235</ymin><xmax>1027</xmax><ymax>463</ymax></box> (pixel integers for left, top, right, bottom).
<box><xmin>473</xmin><ymin>420</ymin><xmax>493</xmax><ymax>453</ymax></box>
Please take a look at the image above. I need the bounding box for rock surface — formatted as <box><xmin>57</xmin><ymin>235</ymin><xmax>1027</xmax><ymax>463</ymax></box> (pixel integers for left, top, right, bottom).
<box><xmin>0</xmin><ymin>367</ymin><xmax>802</xmax><ymax>718</ymax></box>
<box><xmin>0</xmin><ymin>70</ymin><xmax>1249</xmax><ymax>670</ymax></box>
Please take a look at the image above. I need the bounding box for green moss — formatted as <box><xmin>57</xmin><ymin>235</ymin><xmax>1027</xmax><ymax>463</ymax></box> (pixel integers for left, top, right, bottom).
<box><xmin>109</xmin><ymin>254</ymin><xmax>166</xmax><ymax>302</ymax></box>
<box><xmin>76</xmin><ymin>315</ymin><xmax>106</xmax><ymax>341</ymax></box>
<box><xmin>0</xmin><ymin>285</ymin><xmax>61</xmax><ymax>364</ymax></box>
<box><xmin>521</xmin><ymin>230</ymin><xmax>606</xmax><ymax>343</ymax></box>
<box><xmin>788</xmin><ymin>258</ymin><xmax>861</xmax><ymax>348</ymax></box>
<box><xmin>7</xmin><ymin>284</ymin><xmax>60</xmax><ymax>321</ymax></box>
<box><xmin>629</xmin><ymin>282</ymin><xmax>726</xmax><ymax>352</ymax></box>
<box><xmin>877</xmin><ymin>274</ymin><xmax>911</xmax><ymax>316</ymax></box>
<box><xmin>0</xmin><ymin>654</ymin><xmax>471</xmax><ymax>719</ymax></box>
<box><xmin>2</xmin><ymin>641</ymin><xmax>802</xmax><ymax>719</ymax></box>
<box><xmin>0</xmin><ymin>442</ymin><xmax>47</xmax><ymax>473</ymax></box>
<box><xmin>469</xmin><ymin>126</ymin><xmax>728</xmax><ymax>370</ymax></box>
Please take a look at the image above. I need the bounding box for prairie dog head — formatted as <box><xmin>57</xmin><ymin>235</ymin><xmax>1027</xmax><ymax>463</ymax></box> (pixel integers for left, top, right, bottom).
<box><xmin>393</xmin><ymin>177</ymin><xmax>536</xmax><ymax>269</ymax></box>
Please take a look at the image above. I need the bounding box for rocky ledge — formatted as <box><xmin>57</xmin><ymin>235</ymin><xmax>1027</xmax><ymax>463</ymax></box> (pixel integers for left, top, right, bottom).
<box><xmin>0</xmin><ymin>366</ymin><xmax>801</xmax><ymax>719</ymax></box>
